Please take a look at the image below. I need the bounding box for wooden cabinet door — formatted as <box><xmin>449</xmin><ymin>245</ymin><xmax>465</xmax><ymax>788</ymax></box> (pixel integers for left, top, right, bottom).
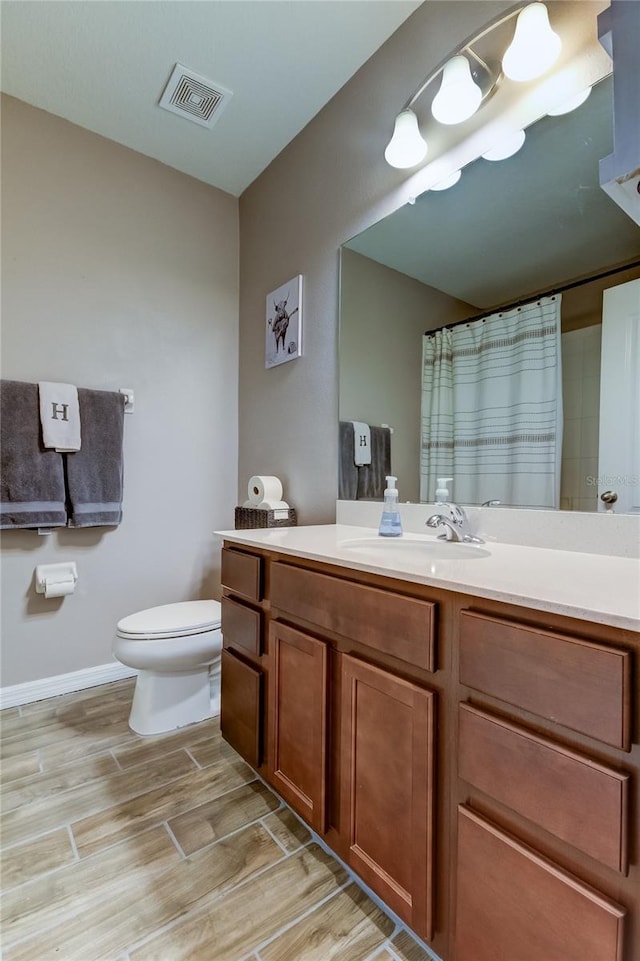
<box><xmin>340</xmin><ymin>653</ymin><xmax>435</xmax><ymax>942</ymax></box>
<box><xmin>220</xmin><ymin>649</ymin><xmax>263</xmax><ymax>769</ymax></box>
<box><xmin>268</xmin><ymin>621</ymin><xmax>328</xmax><ymax>833</ymax></box>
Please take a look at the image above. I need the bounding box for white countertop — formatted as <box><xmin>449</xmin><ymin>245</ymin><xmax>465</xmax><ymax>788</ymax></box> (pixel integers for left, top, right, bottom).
<box><xmin>217</xmin><ymin>524</ymin><xmax>640</xmax><ymax>631</ymax></box>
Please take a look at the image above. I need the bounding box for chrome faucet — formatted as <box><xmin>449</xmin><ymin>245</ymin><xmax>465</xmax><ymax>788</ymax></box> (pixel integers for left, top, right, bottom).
<box><xmin>426</xmin><ymin>502</ymin><xmax>485</xmax><ymax>544</ymax></box>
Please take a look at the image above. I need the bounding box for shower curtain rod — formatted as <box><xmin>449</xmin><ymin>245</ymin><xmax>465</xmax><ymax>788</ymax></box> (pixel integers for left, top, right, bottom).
<box><xmin>424</xmin><ymin>258</ymin><xmax>640</xmax><ymax>336</ymax></box>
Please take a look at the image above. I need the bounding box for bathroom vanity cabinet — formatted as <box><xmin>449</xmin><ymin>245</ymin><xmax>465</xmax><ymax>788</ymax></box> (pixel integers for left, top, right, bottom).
<box><xmin>220</xmin><ymin>545</ymin><xmax>443</xmax><ymax>943</ymax></box>
<box><xmin>219</xmin><ymin>538</ymin><xmax>639</xmax><ymax>961</ymax></box>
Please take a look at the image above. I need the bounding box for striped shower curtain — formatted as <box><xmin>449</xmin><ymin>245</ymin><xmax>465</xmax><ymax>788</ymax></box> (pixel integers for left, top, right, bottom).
<box><xmin>419</xmin><ymin>296</ymin><xmax>563</xmax><ymax>507</ymax></box>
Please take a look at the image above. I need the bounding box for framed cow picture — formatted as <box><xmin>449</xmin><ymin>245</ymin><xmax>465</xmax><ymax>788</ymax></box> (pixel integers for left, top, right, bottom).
<box><xmin>265</xmin><ymin>275</ymin><xmax>303</xmax><ymax>369</ymax></box>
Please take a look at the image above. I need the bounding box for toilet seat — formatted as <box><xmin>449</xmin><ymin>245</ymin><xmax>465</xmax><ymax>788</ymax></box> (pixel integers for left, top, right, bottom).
<box><xmin>116</xmin><ymin>600</ymin><xmax>221</xmax><ymax>640</ymax></box>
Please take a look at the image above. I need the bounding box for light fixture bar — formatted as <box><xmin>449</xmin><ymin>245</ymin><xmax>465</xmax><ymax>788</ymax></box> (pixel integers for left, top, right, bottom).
<box><xmin>385</xmin><ymin>3</ymin><xmax>563</xmax><ymax>170</ymax></box>
<box><xmin>401</xmin><ymin>4</ymin><xmax>529</xmax><ymax>112</ymax></box>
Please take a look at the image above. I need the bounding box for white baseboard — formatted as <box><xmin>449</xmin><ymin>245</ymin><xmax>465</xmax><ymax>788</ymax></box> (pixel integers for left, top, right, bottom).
<box><xmin>0</xmin><ymin>662</ymin><xmax>138</xmax><ymax>709</ymax></box>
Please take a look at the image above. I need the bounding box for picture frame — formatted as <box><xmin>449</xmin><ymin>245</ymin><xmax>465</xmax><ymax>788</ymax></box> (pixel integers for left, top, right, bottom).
<box><xmin>265</xmin><ymin>275</ymin><xmax>302</xmax><ymax>369</ymax></box>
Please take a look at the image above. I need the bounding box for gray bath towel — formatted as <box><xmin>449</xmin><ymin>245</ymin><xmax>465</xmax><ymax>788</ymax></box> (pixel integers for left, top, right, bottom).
<box><xmin>0</xmin><ymin>380</ymin><xmax>67</xmax><ymax>529</ymax></box>
<box><xmin>356</xmin><ymin>425</ymin><xmax>391</xmax><ymax>500</ymax></box>
<box><xmin>66</xmin><ymin>388</ymin><xmax>125</xmax><ymax>527</ymax></box>
<box><xmin>339</xmin><ymin>422</ymin><xmax>391</xmax><ymax>501</ymax></box>
<box><xmin>339</xmin><ymin>421</ymin><xmax>359</xmax><ymax>500</ymax></box>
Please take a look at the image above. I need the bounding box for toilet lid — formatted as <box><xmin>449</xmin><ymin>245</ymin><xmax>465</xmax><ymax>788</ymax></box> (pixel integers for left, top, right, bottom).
<box><xmin>117</xmin><ymin>600</ymin><xmax>221</xmax><ymax>638</ymax></box>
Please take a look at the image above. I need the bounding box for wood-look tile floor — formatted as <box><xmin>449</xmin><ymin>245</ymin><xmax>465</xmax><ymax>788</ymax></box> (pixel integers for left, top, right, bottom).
<box><xmin>1</xmin><ymin>679</ymin><xmax>433</xmax><ymax>961</ymax></box>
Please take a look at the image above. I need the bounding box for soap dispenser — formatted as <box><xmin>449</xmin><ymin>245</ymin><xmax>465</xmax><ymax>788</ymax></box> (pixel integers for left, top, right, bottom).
<box><xmin>436</xmin><ymin>477</ymin><xmax>453</xmax><ymax>502</ymax></box>
<box><xmin>379</xmin><ymin>476</ymin><xmax>403</xmax><ymax>537</ymax></box>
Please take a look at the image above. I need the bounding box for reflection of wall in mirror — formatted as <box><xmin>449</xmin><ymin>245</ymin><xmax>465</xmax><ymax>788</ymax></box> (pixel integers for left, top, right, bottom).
<box><xmin>340</xmin><ymin>251</ymin><xmax>640</xmax><ymax>509</ymax></box>
<box><xmin>339</xmin><ymin>247</ymin><xmax>472</xmax><ymax>502</ymax></box>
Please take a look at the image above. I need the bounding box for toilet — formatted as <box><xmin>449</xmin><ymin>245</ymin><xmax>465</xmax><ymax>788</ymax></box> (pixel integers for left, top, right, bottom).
<box><xmin>113</xmin><ymin>600</ymin><xmax>222</xmax><ymax>736</ymax></box>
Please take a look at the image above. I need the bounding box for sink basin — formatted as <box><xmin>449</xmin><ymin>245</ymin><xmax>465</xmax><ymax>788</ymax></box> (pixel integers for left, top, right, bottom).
<box><xmin>339</xmin><ymin>535</ymin><xmax>490</xmax><ymax>561</ymax></box>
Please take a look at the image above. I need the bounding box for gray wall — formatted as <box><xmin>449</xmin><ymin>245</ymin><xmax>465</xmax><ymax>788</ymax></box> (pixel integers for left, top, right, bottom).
<box><xmin>339</xmin><ymin>249</ymin><xmax>472</xmax><ymax>502</ymax></box>
<box><xmin>238</xmin><ymin>1</ymin><xmax>514</xmax><ymax>523</ymax></box>
<box><xmin>1</xmin><ymin>95</ymin><xmax>239</xmax><ymax>687</ymax></box>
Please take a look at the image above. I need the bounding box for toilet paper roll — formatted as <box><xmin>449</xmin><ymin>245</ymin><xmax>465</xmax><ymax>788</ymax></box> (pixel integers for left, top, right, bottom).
<box><xmin>247</xmin><ymin>476</ymin><xmax>283</xmax><ymax>505</ymax></box>
<box><xmin>44</xmin><ymin>578</ymin><xmax>75</xmax><ymax>599</ymax></box>
<box><xmin>256</xmin><ymin>499</ymin><xmax>289</xmax><ymax>511</ymax></box>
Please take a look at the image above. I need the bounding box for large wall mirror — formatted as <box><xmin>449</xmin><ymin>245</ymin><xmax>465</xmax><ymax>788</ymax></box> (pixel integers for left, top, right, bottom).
<box><xmin>339</xmin><ymin>73</ymin><xmax>640</xmax><ymax>513</ymax></box>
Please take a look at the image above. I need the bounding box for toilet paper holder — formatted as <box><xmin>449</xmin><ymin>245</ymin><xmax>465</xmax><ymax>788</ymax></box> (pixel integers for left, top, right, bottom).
<box><xmin>35</xmin><ymin>562</ymin><xmax>78</xmax><ymax>596</ymax></box>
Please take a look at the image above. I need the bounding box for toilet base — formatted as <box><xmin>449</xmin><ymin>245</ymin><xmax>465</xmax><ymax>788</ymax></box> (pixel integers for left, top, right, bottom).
<box><xmin>129</xmin><ymin>667</ymin><xmax>215</xmax><ymax>736</ymax></box>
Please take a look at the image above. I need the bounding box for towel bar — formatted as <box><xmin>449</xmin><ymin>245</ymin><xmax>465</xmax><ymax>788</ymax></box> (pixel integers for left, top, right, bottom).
<box><xmin>119</xmin><ymin>388</ymin><xmax>134</xmax><ymax>413</ymax></box>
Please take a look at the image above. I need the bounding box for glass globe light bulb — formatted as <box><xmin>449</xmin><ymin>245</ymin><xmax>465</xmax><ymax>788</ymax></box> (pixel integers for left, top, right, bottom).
<box><xmin>384</xmin><ymin>109</ymin><xmax>428</xmax><ymax>169</ymax></box>
<box><xmin>431</xmin><ymin>55</ymin><xmax>482</xmax><ymax>125</ymax></box>
<box><xmin>502</xmin><ymin>3</ymin><xmax>561</xmax><ymax>82</ymax></box>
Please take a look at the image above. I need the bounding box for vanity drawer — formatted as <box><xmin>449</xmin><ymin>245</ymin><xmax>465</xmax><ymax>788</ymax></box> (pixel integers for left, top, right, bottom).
<box><xmin>459</xmin><ymin>611</ymin><xmax>631</xmax><ymax>750</ymax></box>
<box><xmin>221</xmin><ymin>595</ymin><xmax>262</xmax><ymax>658</ymax></box>
<box><xmin>458</xmin><ymin>704</ymin><xmax>629</xmax><ymax>873</ymax></box>
<box><xmin>220</xmin><ymin>649</ymin><xmax>263</xmax><ymax>769</ymax></box>
<box><xmin>454</xmin><ymin>805</ymin><xmax>626</xmax><ymax>961</ymax></box>
<box><xmin>221</xmin><ymin>547</ymin><xmax>263</xmax><ymax>602</ymax></box>
<box><xmin>271</xmin><ymin>562</ymin><xmax>436</xmax><ymax>672</ymax></box>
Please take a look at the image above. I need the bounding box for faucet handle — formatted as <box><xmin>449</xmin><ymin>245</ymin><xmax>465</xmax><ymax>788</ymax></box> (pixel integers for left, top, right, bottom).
<box><xmin>426</xmin><ymin>513</ymin><xmax>457</xmax><ymax>541</ymax></box>
<box><xmin>426</xmin><ymin>513</ymin><xmax>443</xmax><ymax>528</ymax></box>
<box><xmin>461</xmin><ymin>532</ymin><xmax>485</xmax><ymax>544</ymax></box>
<box><xmin>435</xmin><ymin>501</ymin><xmax>466</xmax><ymax>525</ymax></box>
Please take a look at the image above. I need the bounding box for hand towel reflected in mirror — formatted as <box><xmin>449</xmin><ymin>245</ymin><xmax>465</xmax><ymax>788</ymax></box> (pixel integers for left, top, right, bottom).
<box><xmin>339</xmin><ymin>422</ymin><xmax>391</xmax><ymax>500</ymax></box>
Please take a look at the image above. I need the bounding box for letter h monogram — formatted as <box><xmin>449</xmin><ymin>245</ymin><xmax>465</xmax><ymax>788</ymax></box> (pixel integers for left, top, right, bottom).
<box><xmin>51</xmin><ymin>402</ymin><xmax>69</xmax><ymax>421</ymax></box>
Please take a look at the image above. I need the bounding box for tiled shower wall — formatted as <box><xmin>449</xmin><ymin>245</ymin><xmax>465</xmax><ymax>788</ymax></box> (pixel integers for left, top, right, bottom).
<box><xmin>560</xmin><ymin>323</ymin><xmax>602</xmax><ymax>512</ymax></box>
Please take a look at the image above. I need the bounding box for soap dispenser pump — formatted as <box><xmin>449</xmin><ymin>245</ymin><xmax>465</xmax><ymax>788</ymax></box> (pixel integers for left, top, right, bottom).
<box><xmin>379</xmin><ymin>475</ymin><xmax>403</xmax><ymax>537</ymax></box>
<box><xmin>436</xmin><ymin>477</ymin><xmax>453</xmax><ymax>502</ymax></box>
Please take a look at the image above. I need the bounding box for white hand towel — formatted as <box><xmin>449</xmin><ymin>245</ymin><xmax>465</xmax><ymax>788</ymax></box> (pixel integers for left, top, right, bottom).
<box><xmin>351</xmin><ymin>421</ymin><xmax>371</xmax><ymax>466</ymax></box>
<box><xmin>38</xmin><ymin>382</ymin><xmax>81</xmax><ymax>452</ymax></box>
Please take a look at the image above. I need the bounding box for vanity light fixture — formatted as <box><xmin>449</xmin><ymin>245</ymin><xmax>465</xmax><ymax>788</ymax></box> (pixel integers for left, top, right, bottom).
<box><xmin>384</xmin><ymin>2</ymin><xmax>563</xmax><ymax>171</ymax></box>
<box><xmin>502</xmin><ymin>2</ymin><xmax>561</xmax><ymax>82</ymax></box>
<box><xmin>547</xmin><ymin>85</ymin><xmax>592</xmax><ymax>116</ymax></box>
<box><xmin>384</xmin><ymin>108</ymin><xmax>428</xmax><ymax>169</ymax></box>
<box><xmin>482</xmin><ymin>129</ymin><xmax>526</xmax><ymax>161</ymax></box>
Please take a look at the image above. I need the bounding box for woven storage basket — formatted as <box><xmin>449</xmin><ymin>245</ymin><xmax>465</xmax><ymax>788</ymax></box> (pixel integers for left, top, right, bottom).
<box><xmin>234</xmin><ymin>507</ymin><xmax>297</xmax><ymax>530</ymax></box>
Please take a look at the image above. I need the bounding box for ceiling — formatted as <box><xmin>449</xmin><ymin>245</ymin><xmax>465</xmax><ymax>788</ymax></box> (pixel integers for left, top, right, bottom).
<box><xmin>0</xmin><ymin>0</ymin><xmax>421</xmax><ymax>197</ymax></box>
<box><xmin>346</xmin><ymin>75</ymin><xmax>640</xmax><ymax>309</ymax></box>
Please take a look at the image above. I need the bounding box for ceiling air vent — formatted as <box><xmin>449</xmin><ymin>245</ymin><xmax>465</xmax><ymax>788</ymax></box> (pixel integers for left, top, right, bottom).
<box><xmin>158</xmin><ymin>63</ymin><xmax>232</xmax><ymax>128</ymax></box>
